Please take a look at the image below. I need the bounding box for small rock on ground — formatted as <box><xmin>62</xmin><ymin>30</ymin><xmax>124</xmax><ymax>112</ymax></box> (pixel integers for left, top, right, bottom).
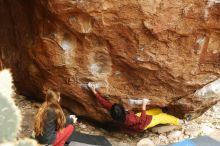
<box><xmin>137</xmin><ymin>138</ymin><xmax>155</xmax><ymax>146</ymax></box>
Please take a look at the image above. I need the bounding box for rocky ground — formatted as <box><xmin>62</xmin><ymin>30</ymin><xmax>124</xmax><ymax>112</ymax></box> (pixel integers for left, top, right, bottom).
<box><xmin>15</xmin><ymin>94</ymin><xmax>220</xmax><ymax>146</ymax></box>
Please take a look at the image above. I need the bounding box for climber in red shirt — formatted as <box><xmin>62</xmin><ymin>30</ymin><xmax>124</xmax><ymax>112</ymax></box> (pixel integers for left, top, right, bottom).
<box><xmin>88</xmin><ymin>82</ymin><xmax>186</xmax><ymax>132</ymax></box>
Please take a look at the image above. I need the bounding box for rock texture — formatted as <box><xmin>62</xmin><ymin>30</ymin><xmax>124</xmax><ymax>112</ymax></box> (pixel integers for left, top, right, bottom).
<box><xmin>137</xmin><ymin>138</ymin><xmax>155</xmax><ymax>146</ymax></box>
<box><xmin>0</xmin><ymin>0</ymin><xmax>219</xmax><ymax>121</ymax></box>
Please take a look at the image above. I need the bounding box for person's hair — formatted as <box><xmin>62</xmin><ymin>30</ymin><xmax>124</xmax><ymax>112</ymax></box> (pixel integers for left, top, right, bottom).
<box><xmin>110</xmin><ymin>103</ymin><xmax>126</xmax><ymax>123</ymax></box>
<box><xmin>34</xmin><ymin>89</ymin><xmax>66</xmax><ymax>135</ymax></box>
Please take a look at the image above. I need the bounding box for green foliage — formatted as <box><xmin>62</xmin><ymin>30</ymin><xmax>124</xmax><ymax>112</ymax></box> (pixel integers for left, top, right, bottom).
<box><xmin>0</xmin><ymin>93</ymin><xmax>22</xmax><ymax>142</ymax></box>
<box><xmin>0</xmin><ymin>69</ymin><xmax>39</xmax><ymax>146</ymax></box>
<box><xmin>0</xmin><ymin>139</ymin><xmax>39</xmax><ymax>146</ymax></box>
<box><xmin>16</xmin><ymin>138</ymin><xmax>39</xmax><ymax>146</ymax></box>
<box><xmin>0</xmin><ymin>69</ymin><xmax>21</xmax><ymax>142</ymax></box>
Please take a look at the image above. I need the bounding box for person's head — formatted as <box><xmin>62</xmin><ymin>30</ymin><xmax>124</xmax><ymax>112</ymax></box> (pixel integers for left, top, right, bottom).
<box><xmin>45</xmin><ymin>89</ymin><xmax>61</xmax><ymax>104</ymax></box>
<box><xmin>34</xmin><ymin>89</ymin><xmax>66</xmax><ymax>135</ymax></box>
<box><xmin>110</xmin><ymin>103</ymin><xmax>126</xmax><ymax>123</ymax></box>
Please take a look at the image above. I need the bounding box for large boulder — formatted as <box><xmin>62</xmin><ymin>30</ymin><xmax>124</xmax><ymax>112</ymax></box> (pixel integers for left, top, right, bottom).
<box><xmin>0</xmin><ymin>0</ymin><xmax>219</xmax><ymax>121</ymax></box>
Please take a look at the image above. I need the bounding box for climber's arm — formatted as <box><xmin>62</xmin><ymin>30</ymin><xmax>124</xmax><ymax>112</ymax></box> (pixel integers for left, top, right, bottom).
<box><xmin>137</xmin><ymin>99</ymin><xmax>152</xmax><ymax>130</ymax></box>
<box><xmin>88</xmin><ymin>82</ymin><xmax>113</xmax><ymax>110</ymax></box>
<box><xmin>95</xmin><ymin>91</ymin><xmax>113</xmax><ymax>110</ymax></box>
<box><xmin>137</xmin><ymin>100</ymin><xmax>148</xmax><ymax>125</ymax></box>
<box><xmin>139</xmin><ymin>99</ymin><xmax>152</xmax><ymax>119</ymax></box>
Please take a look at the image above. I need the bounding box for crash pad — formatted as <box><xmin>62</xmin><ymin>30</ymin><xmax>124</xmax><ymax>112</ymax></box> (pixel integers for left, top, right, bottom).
<box><xmin>160</xmin><ymin>136</ymin><xmax>220</xmax><ymax>146</ymax></box>
<box><xmin>66</xmin><ymin>131</ymin><xmax>111</xmax><ymax>146</ymax></box>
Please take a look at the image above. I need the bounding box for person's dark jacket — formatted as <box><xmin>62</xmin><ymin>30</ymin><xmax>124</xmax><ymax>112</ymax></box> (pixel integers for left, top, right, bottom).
<box><xmin>35</xmin><ymin>108</ymin><xmax>73</xmax><ymax>144</ymax></box>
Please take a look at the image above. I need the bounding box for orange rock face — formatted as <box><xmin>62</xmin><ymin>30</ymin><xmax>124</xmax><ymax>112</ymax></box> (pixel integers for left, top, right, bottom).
<box><xmin>0</xmin><ymin>0</ymin><xmax>219</xmax><ymax>121</ymax></box>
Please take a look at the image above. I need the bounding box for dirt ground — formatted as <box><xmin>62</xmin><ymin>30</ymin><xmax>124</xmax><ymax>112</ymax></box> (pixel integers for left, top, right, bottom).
<box><xmin>15</xmin><ymin>94</ymin><xmax>220</xmax><ymax>146</ymax></box>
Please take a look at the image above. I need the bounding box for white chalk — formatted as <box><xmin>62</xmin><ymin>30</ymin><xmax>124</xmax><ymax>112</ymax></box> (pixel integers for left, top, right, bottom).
<box><xmin>61</xmin><ymin>40</ymin><xmax>72</xmax><ymax>51</ymax></box>
<box><xmin>89</xmin><ymin>63</ymin><xmax>101</xmax><ymax>75</ymax></box>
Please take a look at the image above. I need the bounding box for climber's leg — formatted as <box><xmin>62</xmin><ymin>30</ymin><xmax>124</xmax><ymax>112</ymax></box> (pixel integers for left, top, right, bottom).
<box><xmin>144</xmin><ymin>113</ymin><xmax>180</xmax><ymax>130</ymax></box>
<box><xmin>136</xmin><ymin>108</ymin><xmax>162</xmax><ymax>117</ymax></box>
<box><xmin>146</xmin><ymin>108</ymin><xmax>163</xmax><ymax>115</ymax></box>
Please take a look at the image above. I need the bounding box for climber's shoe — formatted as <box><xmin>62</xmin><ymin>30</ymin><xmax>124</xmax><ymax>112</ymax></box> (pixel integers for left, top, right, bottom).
<box><xmin>186</xmin><ymin>114</ymin><xmax>192</xmax><ymax>121</ymax></box>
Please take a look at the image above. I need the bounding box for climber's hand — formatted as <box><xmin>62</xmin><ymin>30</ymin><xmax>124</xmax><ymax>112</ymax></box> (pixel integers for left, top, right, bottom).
<box><xmin>70</xmin><ymin>115</ymin><xmax>78</xmax><ymax>124</ymax></box>
<box><xmin>143</xmin><ymin>99</ymin><xmax>151</xmax><ymax>105</ymax></box>
<box><xmin>142</xmin><ymin>99</ymin><xmax>151</xmax><ymax>111</ymax></box>
<box><xmin>88</xmin><ymin>82</ymin><xmax>97</xmax><ymax>93</ymax></box>
<box><xmin>69</xmin><ymin>115</ymin><xmax>75</xmax><ymax>119</ymax></box>
<box><xmin>73</xmin><ymin>116</ymin><xmax>78</xmax><ymax>124</ymax></box>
